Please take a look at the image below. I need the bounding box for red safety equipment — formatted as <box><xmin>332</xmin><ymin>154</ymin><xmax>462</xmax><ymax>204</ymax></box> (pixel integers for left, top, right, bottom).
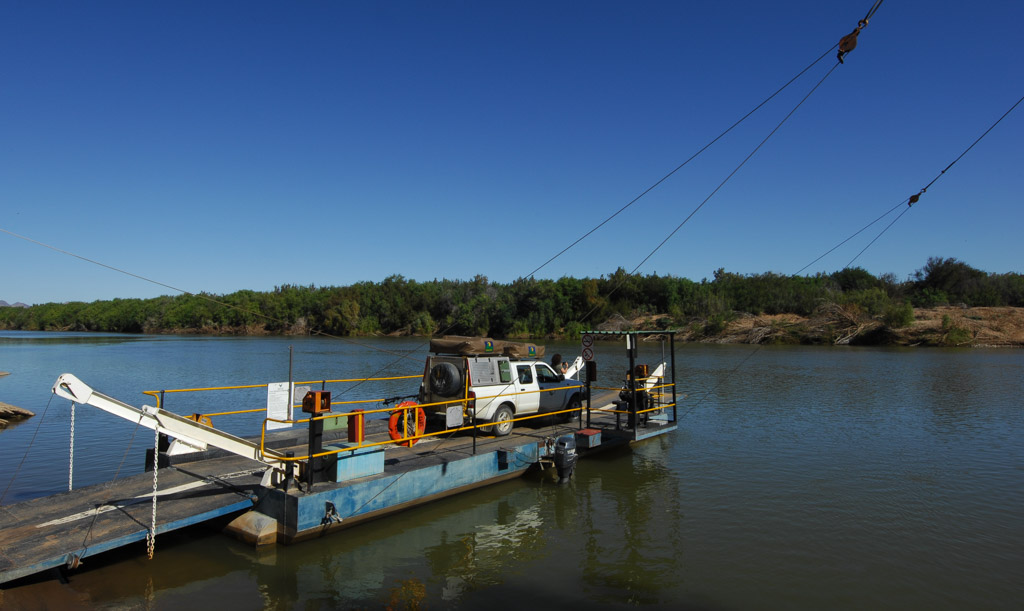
<box><xmin>388</xmin><ymin>401</ymin><xmax>426</xmax><ymax>447</ymax></box>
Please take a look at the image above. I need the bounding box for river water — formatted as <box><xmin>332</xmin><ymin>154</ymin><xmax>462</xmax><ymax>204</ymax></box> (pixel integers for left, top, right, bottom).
<box><xmin>1</xmin><ymin>332</ymin><xmax>1022</xmax><ymax>610</ymax></box>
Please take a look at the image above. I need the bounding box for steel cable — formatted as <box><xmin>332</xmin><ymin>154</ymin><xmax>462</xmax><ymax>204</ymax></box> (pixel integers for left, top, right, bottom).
<box><xmin>801</xmin><ymin>92</ymin><xmax>1024</xmax><ymax>273</ymax></box>
<box><xmin>525</xmin><ymin>44</ymin><xmax>840</xmax><ymax>280</ymax></box>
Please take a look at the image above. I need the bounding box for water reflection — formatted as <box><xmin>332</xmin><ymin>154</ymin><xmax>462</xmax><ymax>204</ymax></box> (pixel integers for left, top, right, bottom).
<box><xmin>572</xmin><ymin>438</ymin><xmax>684</xmax><ymax>606</ymax></box>
<box><xmin>0</xmin><ymin>330</ymin><xmax>153</xmax><ymax>344</ymax></box>
<box><xmin>230</xmin><ymin>481</ymin><xmax>552</xmax><ymax>608</ymax></box>
<box><xmin>2</xmin><ymin>337</ymin><xmax>1022</xmax><ymax>610</ymax></box>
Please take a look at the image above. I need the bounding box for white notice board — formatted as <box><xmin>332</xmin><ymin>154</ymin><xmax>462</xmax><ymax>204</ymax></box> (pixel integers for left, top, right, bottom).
<box><xmin>266</xmin><ymin>382</ymin><xmax>308</xmax><ymax>431</ymax></box>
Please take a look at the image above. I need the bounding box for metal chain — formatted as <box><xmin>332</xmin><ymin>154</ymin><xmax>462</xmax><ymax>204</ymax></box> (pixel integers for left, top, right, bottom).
<box><xmin>147</xmin><ymin>425</ymin><xmax>159</xmax><ymax>559</ymax></box>
<box><xmin>68</xmin><ymin>402</ymin><xmax>76</xmax><ymax>491</ymax></box>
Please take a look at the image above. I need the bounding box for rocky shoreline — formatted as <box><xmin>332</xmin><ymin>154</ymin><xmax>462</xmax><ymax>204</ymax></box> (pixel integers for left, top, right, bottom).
<box><xmin>655</xmin><ymin>306</ymin><xmax>1024</xmax><ymax>348</ymax></box>
<box><xmin>0</xmin><ymin>402</ymin><xmax>34</xmax><ymax>429</ymax></box>
<box><xmin>0</xmin><ymin>372</ymin><xmax>35</xmax><ymax>429</ymax></box>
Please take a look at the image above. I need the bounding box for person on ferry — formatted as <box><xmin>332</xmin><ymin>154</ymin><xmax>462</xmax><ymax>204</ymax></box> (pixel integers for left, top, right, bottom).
<box><xmin>550</xmin><ymin>353</ymin><xmax>568</xmax><ymax>374</ymax></box>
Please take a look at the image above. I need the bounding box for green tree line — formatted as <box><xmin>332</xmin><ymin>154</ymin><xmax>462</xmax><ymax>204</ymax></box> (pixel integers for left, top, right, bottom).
<box><xmin>2</xmin><ymin>257</ymin><xmax>1021</xmax><ymax>338</ymax></box>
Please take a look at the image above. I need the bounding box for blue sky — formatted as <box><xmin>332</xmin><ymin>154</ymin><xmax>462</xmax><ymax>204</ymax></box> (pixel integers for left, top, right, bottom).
<box><xmin>2</xmin><ymin>1</ymin><xmax>1021</xmax><ymax>305</ymax></box>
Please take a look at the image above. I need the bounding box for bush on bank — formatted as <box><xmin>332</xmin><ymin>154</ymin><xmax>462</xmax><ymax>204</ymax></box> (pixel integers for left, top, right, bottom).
<box><xmin>2</xmin><ymin>258</ymin><xmax>1020</xmax><ymax>342</ymax></box>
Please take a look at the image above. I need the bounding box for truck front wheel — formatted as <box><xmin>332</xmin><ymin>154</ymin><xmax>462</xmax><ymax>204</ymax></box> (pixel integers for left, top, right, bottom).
<box><xmin>562</xmin><ymin>394</ymin><xmax>582</xmax><ymax>422</ymax></box>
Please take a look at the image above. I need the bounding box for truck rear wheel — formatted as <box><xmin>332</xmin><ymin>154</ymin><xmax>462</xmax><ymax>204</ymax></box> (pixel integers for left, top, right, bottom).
<box><xmin>490</xmin><ymin>404</ymin><xmax>514</xmax><ymax>437</ymax></box>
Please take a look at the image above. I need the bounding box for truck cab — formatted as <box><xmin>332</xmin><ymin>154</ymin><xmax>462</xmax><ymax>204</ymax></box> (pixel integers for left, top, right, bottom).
<box><xmin>418</xmin><ymin>336</ymin><xmax>583</xmax><ymax>436</ymax></box>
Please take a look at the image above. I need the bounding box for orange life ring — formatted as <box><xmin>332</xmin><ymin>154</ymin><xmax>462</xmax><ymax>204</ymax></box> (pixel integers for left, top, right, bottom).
<box><xmin>388</xmin><ymin>401</ymin><xmax>426</xmax><ymax>447</ymax></box>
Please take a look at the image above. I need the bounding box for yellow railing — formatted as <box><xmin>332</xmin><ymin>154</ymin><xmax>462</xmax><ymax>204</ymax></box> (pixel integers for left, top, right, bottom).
<box><xmin>587</xmin><ymin>380</ymin><xmax>676</xmax><ymax>416</ymax></box>
<box><xmin>142</xmin><ymin>374</ymin><xmax>670</xmax><ymax>464</ymax></box>
<box><xmin>256</xmin><ymin>383</ymin><xmax>588</xmax><ymax>461</ymax></box>
<box><xmin>143</xmin><ymin>374</ymin><xmax>422</xmax><ymax>417</ymax></box>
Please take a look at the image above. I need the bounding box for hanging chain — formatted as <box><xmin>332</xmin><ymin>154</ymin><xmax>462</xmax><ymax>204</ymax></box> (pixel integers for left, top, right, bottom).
<box><xmin>147</xmin><ymin>425</ymin><xmax>159</xmax><ymax>559</ymax></box>
<box><xmin>68</xmin><ymin>401</ymin><xmax>76</xmax><ymax>491</ymax></box>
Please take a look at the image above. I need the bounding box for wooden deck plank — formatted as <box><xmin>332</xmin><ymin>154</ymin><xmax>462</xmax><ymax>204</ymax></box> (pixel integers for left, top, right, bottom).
<box><xmin>0</xmin><ymin>454</ymin><xmax>264</xmax><ymax>584</ymax></box>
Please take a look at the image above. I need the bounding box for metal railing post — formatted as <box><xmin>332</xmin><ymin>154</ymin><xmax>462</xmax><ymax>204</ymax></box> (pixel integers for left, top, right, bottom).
<box><xmin>670</xmin><ymin>334</ymin><xmax>677</xmax><ymax>422</ymax></box>
<box><xmin>585</xmin><ymin>372</ymin><xmax>592</xmax><ymax>429</ymax></box>
<box><xmin>627</xmin><ymin>332</ymin><xmax>637</xmax><ymax>432</ymax></box>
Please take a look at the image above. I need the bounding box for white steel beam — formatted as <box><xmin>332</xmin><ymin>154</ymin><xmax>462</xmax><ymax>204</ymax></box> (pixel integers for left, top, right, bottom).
<box><xmin>52</xmin><ymin>373</ymin><xmax>289</xmax><ymax>472</ymax></box>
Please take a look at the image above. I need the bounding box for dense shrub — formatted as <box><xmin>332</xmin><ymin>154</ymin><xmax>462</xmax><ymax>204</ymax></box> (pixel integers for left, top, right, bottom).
<box><xmin>2</xmin><ymin>258</ymin><xmax>1019</xmax><ymax>337</ymax></box>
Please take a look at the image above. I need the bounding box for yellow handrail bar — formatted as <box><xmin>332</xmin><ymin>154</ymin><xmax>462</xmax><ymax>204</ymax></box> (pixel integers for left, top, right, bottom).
<box><xmin>602</xmin><ymin>403</ymin><xmax>676</xmax><ymax>415</ymax></box>
<box><xmin>142</xmin><ymin>374</ymin><xmax>422</xmax><ymax>410</ymax></box>
<box><xmin>259</xmin><ymin>396</ymin><xmax>597</xmax><ymax>461</ymax></box>
<box><xmin>140</xmin><ymin>370</ymin><xmax>668</xmax><ymax>461</ymax></box>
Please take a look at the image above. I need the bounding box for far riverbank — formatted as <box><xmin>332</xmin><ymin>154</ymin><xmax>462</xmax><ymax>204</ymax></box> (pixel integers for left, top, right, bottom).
<box><xmin>10</xmin><ymin>306</ymin><xmax>1017</xmax><ymax>348</ymax></box>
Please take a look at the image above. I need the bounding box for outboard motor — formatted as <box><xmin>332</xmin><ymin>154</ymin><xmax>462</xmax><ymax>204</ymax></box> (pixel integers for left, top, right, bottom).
<box><xmin>553</xmin><ymin>434</ymin><xmax>578</xmax><ymax>484</ymax></box>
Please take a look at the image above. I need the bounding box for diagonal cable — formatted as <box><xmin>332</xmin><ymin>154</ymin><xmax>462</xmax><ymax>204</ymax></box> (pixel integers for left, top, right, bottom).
<box><xmin>576</xmin><ymin>62</ymin><xmax>843</xmax><ymax>324</ymax></box>
<box><xmin>524</xmin><ymin>44</ymin><xmax>839</xmax><ymax>279</ymax></box>
<box><xmin>805</xmin><ymin>92</ymin><xmax>1023</xmax><ymax>272</ymax></box>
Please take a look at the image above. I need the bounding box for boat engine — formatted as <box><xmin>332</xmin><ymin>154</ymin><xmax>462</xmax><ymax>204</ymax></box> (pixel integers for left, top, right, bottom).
<box><xmin>553</xmin><ymin>434</ymin><xmax>577</xmax><ymax>484</ymax></box>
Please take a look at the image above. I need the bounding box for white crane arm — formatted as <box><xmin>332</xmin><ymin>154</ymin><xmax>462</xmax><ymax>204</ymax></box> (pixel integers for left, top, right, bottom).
<box><xmin>52</xmin><ymin>373</ymin><xmax>289</xmax><ymax>472</ymax></box>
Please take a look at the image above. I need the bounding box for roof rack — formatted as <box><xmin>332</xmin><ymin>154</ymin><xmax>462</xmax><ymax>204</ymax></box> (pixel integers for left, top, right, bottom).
<box><xmin>428</xmin><ymin>335</ymin><xmax>545</xmax><ymax>358</ymax></box>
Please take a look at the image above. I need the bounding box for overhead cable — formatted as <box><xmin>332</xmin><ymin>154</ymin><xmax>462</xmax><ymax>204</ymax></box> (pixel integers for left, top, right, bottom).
<box><xmin>630</xmin><ymin>64</ymin><xmax>841</xmax><ymax>275</ymax></box>
<box><xmin>575</xmin><ymin>61</ymin><xmax>843</xmax><ymax>324</ymax></box>
<box><xmin>802</xmin><ymin>92</ymin><xmax>1023</xmax><ymax>272</ymax></box>
<box><xmin>529</xmin><ymin>0</ymin><xmax>885</xmax><ymax>283</ymax></box>
<box><xmin>524</xmin><ymin>43</ymin><xmax>840</xmax><ymax>280</ymax></box>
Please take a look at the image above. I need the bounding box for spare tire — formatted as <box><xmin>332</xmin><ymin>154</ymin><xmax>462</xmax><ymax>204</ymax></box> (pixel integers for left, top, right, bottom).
<box><xmin>429</xmin><ymin>362</ymin><xmax>463</xmax><ymax>397</ymax></box>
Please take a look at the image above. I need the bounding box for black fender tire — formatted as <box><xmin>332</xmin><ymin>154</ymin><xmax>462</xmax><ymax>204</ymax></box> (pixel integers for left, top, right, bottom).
<box><xmin>563</xmin><ymin>394</ymin><xmax>582</xmax><ymax>422</ymax></box>
<box><xmin>429</xmin><ymin>362</ymin><xmax>463</xmax><ymax>397</ymax></box>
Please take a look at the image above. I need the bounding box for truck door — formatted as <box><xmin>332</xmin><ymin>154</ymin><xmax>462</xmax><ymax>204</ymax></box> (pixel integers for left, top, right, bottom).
<box><xmin>514</xmin><ymin>364</ymin><xmax>541</xmax><ymax>414</ymax></box>
<box><xmin>535</xmin><ymin>363</ymin><xmax>567</xmax><ymax>412</ymax></box>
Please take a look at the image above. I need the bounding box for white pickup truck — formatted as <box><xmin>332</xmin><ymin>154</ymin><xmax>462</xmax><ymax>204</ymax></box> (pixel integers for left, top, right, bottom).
<box><xmin>418</xmin><ymin>337</ymin><xmax>584</xmax><ymax>436</ymax></box>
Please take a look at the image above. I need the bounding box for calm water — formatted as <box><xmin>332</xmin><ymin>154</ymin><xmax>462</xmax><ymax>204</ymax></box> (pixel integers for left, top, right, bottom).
<box><xmin>1</xmin><ymin>332</ymin><xmax>1022</xmax><ymax>610</ymax></box>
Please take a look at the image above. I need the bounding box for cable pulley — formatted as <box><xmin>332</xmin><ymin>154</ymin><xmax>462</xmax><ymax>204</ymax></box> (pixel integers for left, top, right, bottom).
<box><xmin>837</xmin><ymin>25</ymin><xmax>861</xmax><ymax>63</ymax></box>
<box><xmin>838</xmin><ymin>0</ymin><xmax>884</xmax><ymax>63</ymax></box>
<box><xmin>837</xmin><ymin>21</ymin><xmax>866</xmax><ymax>63</ymax></box>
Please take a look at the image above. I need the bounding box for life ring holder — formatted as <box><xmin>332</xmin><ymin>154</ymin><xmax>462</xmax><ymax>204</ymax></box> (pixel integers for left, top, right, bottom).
<box><xmin>388</xmin><ymin>401</ymin><xmax>426</xmax><ymax>447</ymax></box>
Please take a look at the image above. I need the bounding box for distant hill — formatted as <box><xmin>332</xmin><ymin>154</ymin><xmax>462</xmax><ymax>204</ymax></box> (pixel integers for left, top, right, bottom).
<box><xmin>0</xmin><ymin>301</ymin><xmax>29</xmax><ymax>308</ymax></box>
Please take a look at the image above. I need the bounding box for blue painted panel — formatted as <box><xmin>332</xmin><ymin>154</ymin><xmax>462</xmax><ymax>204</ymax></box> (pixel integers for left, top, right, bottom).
<box><xmin>292</xmin><ymin>441</ymin><xmax>540</xmax><ymax>534</ymax></box>
<box><xmin>327</xmin><ymin>443</ymin><xmax>386</xmax><ymax>481</ymax></box>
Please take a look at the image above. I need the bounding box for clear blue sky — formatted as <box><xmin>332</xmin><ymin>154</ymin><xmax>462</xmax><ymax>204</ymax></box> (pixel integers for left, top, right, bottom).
<box><xmin>2</xmin><ymin>1</ymin><xmax>1021</xmax><ymax>305</ymax></box>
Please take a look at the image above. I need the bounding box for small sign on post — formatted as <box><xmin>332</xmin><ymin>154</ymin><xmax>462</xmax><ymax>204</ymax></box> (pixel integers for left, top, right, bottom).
<box><xmin>581</xmin><ymin>333</ymin><xmax>594</xmax><ymax>361</ymax></box>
